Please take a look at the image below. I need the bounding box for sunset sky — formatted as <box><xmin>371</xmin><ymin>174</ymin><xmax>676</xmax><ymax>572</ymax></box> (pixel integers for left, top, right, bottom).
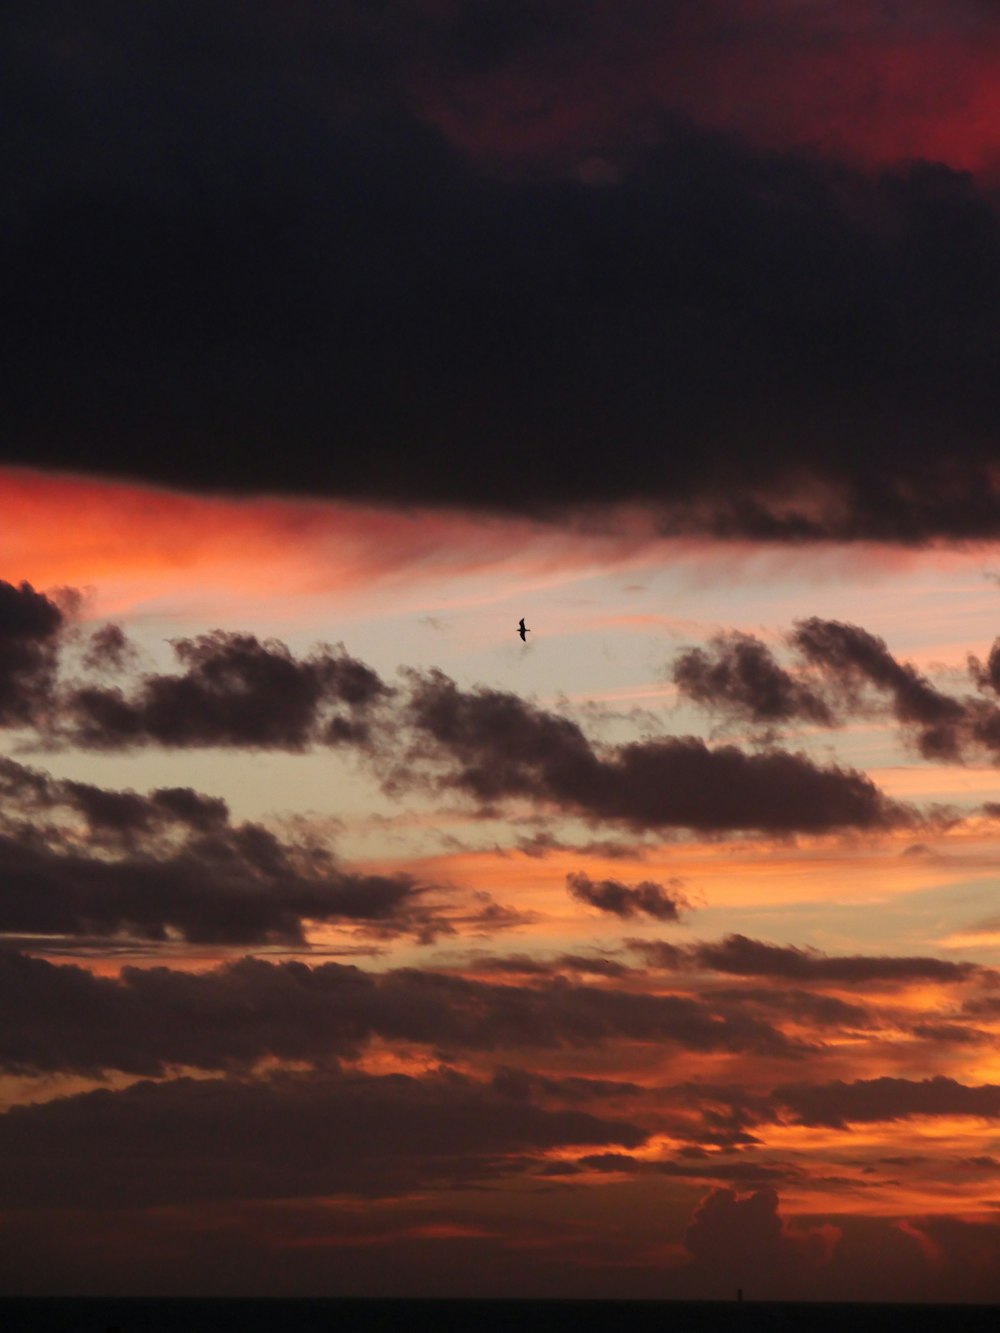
<box><xmin>4</xmin><ymin>0</ymin><xmax>1000</xmax><ymax>1302</ymax></box>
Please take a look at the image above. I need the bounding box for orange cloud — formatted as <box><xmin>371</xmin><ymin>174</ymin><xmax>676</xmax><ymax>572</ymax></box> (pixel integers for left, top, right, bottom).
<box><xmin>0</xmin><ymin>468</ymin><xmax>677</xmax><ymax>622</ymax></box>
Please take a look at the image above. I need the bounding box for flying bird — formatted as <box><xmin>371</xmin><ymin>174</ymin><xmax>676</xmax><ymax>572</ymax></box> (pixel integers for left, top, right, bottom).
<box><xmin>518</xmin><ymin>618</ymin><xmax>530</xmax><ymax>642</ymax></box>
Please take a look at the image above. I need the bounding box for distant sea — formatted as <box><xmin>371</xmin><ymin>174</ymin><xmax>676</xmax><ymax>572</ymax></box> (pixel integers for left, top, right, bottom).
<box><xmin>1</xmin><ymin>1299</ymin><xmax>997</xmax><ymax>1333</ymax></box>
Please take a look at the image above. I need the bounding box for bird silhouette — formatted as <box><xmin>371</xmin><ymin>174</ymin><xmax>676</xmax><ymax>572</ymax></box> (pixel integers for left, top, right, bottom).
<box><xmin>518</xmin><ymin>618</ymin><xmax>530</xmax><ymax>642</ymax></box>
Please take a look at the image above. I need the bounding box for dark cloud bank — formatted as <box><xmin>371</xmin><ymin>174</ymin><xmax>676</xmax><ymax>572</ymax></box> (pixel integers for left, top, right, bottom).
<box><xmin>2</xmin><ymin>938</ymin><xmax>990</xmax><ymax>1080</ymax></box>
<box><xmin>4</xmin><ymin>5</ymin><xmax>1000</xmax><ymax>541</ymax></box>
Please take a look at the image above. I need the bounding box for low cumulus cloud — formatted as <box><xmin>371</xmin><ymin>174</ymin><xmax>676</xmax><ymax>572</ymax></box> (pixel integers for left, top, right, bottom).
<box><xmin>673</xmin><ymin>632</ymin><xmax>833</xmax><ymax>729</ymax></box>
<box><xmin>0</xmin><ymin>599</ymin><xmax>393</xmax><ymax>753</ymax></box>
<box><xmin>634</xmin><ymin>933</ymin><xmax>984</xmax><ymax>986</ymax></box>
<box><xmin>791</xmin><ymin>618</ymin><xmax>968</xmax><ymax>760</ymax></box>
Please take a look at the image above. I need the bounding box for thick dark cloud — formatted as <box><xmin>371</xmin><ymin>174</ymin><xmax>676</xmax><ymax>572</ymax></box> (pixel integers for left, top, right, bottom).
<box><xmin>0</xmin><ymin>949</ymin><xmax>803</xmax><ymax>1077</ymax></box>
<box><xmin>0</xmin><ymin>753</ymin><xmax>228</xmax><ymax>843</ymax></box>
<box><xmin>66</xmin><ymin>631</ymin><xmax>390</xmax><ymax>750</ymax></box>
<box><xmin>0</xmin><ymin>608</ymin><xmax>392</xmax><ymax>752</ymax></box>
<box><xmin>4</xmin><ymin>8</ymin><xmax>1000</xmax><ymax>540</ymax></box>
<box><xmin>970</xmin><ymin>640</ymin><xmax>1000</xmax><ymax>695</ymax></box>
<box><xmin>673</xmin><ymin>633</ymin><xmax>833</xmax><ymax>728</ymax></box>
<box><xmin>403</xmin><ymin>670</ymin><xmax>909</xmax><ymax>834</ymax></box>
<box><xmin>0</xmin><ymin>580</ymin><xmax>64</xmax><ymax>726</ymax></box>
<box><xmin>0</xmin><ymin>1066</ymin><xmax>647</xmax><ymax>1208</ymax></box>
<box><xmin>56</xmin><ymin>620</ymin><xmax>1000</xmax><ymax>776</ymax></box>
<box><xmin>566</xmin><ymin>870</ymin><xmax>688</xmax><ymax>921</ymax></box>
<box><xmin>0</xmin><ymin>757</ymin><xmax>436</xmax><ymax>945</ymax></box>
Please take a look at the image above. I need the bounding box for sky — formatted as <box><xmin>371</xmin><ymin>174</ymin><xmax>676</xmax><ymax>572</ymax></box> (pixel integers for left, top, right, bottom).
<box><xmin>4</xmin><ymin>0</ymin><xmax>1000</xmax><ymax>1302</ymax></box>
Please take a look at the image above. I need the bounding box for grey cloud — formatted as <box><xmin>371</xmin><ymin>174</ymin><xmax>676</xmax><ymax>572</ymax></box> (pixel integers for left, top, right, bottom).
<box><xmin>791</xmin><ymin>618</ymin><xmax>967</xmax><ymax>760</ymax></box>
<box><xmin>80</xmin><ymin>623</ymin><xmax>137</xmax><ymax>674</ymax></box>
<box><xmin>674</xmin><ymin>619</ymin><xmax>1000</xmax><ymax>763</ymax></box>
<box><xmin>705</xmin><ymin>986</ymin><xmax>874</xmax><ymax>1030</ymax></box>
<box><xmin>688</xmin><ymin>934</ymin><xmax>980</xmax><ymax>985</ymax></box>
<box><xmin>578</xmin><ymin>1152</ymin><xmax>797</xmax><ymax>1186</ymax></box>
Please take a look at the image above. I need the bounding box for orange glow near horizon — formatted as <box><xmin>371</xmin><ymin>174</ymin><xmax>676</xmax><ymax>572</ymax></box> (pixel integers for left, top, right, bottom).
<box><xmin>5</xmin><ymin>465</ymin><xmax>1000</xmax><ymax>1290</ymax></box>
